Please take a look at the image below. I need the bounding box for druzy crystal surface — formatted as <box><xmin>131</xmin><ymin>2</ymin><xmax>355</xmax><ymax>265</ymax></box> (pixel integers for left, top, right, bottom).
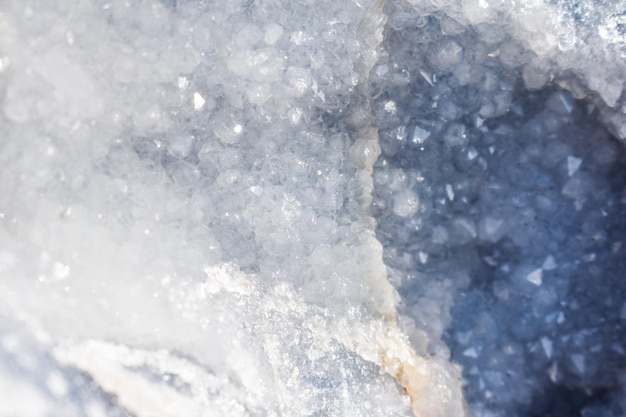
<box><xmin>0</xmin><ymin>0</ymin><xmax>625</xmax><ymax>416</ymax></box>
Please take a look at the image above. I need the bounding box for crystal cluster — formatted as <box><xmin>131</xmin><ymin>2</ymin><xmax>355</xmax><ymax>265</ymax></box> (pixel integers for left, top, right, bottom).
<box><xmin>0</xmin><ymin>0</ymin><xmax>462</xmax><ymax>416</ymax></box>
<box><xmin>0</xmin><ymin>0</ymin><xmax>625</xmax><ymax>416</ymax></box>
<box><xmin>371</xmin><ymin>1</ymin><xmax>626</xmax><ymax>416</ymax></box>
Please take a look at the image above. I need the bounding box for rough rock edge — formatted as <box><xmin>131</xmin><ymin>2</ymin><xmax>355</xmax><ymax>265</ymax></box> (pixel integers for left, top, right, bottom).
<box><xmin>341</xmin><ymin>2</ymin><xmax>469</xmax><ymax>416</ymax></box>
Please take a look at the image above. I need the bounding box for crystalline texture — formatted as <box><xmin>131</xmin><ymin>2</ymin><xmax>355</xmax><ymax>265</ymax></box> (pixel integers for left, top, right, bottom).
<box><xmin>370</xmin><ymin>1</ymin><xmax>626</xmax><ymax>416</ymax></box>
<box><xmin>0</xmin><ymin>1</ymin><xmax>464</xmax><ymax>416</ymax></box>
<box><xmin>3</xmin><ymin>0</ymin><xmax>626</xmax><ymax>416</ymax></box>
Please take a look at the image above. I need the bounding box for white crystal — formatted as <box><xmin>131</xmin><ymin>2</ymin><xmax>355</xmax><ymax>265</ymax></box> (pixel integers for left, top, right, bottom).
<box><xmin>526</xmin><ymin>268</ymin><xmax>543</xmax><ymax>286</ymax></box>
<box><xmin>177</xmin><ymin>76</ymin><xmax>189</xmax><ymax>90</ymax></box>
<box><xmin>384</xmin><ymin>100</ymin><xmax>397</xmax><ymax>113</ymax></box>
<box><xmin>418</xmin><ymin>251</ymin><xmax>429</xmax><ymax>264</ymax></box>
<box><xmin>567</xmin><ymin>156</ymin><xmax>582</xmax><ymax>176</ymax></box>
<box><xmin>418</xmin><ymin>69</ymin><xmax>434</xmax><ymax>86</ymax></box>
<box><xmin>193</xmin><ymin>92</ymin><xmax>205</xmax><ymax>111</ymax></box>
<box><xmin>540</xmin><ymin>337</ymin><xmax>553</xmax><ymax>359</ymax></box>
<box><xmin>445</xmin><ymin>184</ymin><xmax>455</xmax><ymax>201</ymax></box>
<box><xmin>52</xmin><ymin>262</ymin><xmax>70</xmax><ymax>281</ymax></box>
<box><xmin>412</xmin><ymin>126</ymin><xmax>430</xmax><ymax>144</ymax></box>
<box><xmin>463</xmin><ymin>347</ymin><xmax>479</xmax><ymax>358</ymax></box>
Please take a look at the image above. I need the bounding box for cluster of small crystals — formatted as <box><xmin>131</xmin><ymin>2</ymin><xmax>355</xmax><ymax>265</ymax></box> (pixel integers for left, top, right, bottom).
<box><xmin>2</xmin><ymin>0</ymin><xmax>625</xmax><ymax>415</ymax></box>
<box><xmin>0</xmin><ymin>0</ymin><xmax>384</xmax><ymax>283</ymax></box>
<box><xmin>383</xmin><ymin>0</ymin><xmax>626</xmax><ymax>140</ymax></box>
<box><xmin>511</xmin><ymin>0</ymin><xmax>625</xmax><ymax>139</ymax></box>
<box><xmin>370</xmin><ymin>2</ymin><xmax>626</xmax><ymax>416</ymax></box>
<box><xmin>0</xmin><ymin>0</ymin><xmax>421</xmax><ymax>415</ymax></box>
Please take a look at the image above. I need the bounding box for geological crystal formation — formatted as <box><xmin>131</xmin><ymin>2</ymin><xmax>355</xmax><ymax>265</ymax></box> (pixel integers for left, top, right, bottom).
<box><xmin>0</xmin><ymin>0</ymin><xmax>624</xmax><ymax>416</ymax></box>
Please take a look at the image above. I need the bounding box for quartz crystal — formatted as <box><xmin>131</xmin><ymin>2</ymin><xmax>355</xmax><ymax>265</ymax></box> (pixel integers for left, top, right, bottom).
<box><xmin>0</xmin><ymin>0</ymin><xmax>625</xmax><ymax>416</ymax></box>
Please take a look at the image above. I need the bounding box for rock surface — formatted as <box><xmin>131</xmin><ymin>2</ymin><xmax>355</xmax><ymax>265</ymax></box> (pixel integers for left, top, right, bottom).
<box><xmin>0</xmin><ymin>0</ymin><xmax>625</xmax><ymax>416</ymax></box>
